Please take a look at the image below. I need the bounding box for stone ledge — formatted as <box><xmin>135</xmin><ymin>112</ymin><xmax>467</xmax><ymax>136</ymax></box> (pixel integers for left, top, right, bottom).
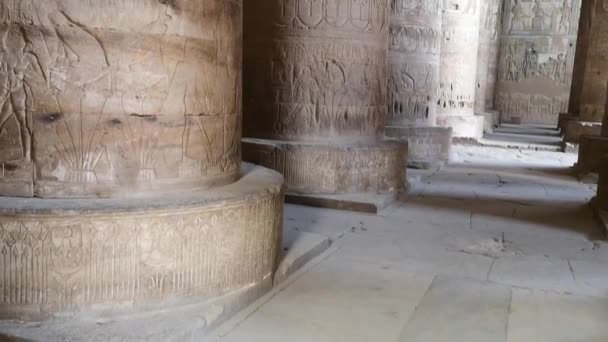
<box><xmin>575</xmin><ymin>135</ymin><xmax>608</xmax><ymax>175</ymax></box>
<box><xmin>437</xmin><ymin>115</ymin><xmax>484</xmax><ymax>140</ymax></box>
<box><xmin>242</xmin><ymin>138</ymin><xmax>407</xmax><ymax>195</ymax></box>
<box><xmin>0</xmin><ymin>164</ymin><xmax>285</xmax><ymax>323</ymax></box>
<box><xmin>563</xmin><ymin>120</ymin><xmax>602</xmax><ymax>143</ymax></box>
<box><xmin>285</xmin><ymin>191</ymin><xmax>400</xmax><ymax>214</ymax></box>
<box><xmin>385</xmin><ymin>126</ymin><xmax>452</xmax><ymax>170</ymax></box>
<box><xmin>274</xmin><ymin>229</ymin><xmax>331</xmax><ymax>286</ymax></box>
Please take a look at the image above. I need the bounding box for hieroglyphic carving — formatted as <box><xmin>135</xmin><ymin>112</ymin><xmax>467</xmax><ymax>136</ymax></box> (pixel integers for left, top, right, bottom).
<box><xmin>497</xmin><ymin>0</ymin><xmax>581</xmax><ymax>124</ymax></box>
<box><xmin>0</xmin><ymin>0</ymin><xmax>243</xmax><ymax>198</ymax></box>
<box><xmin>0</xmin><ymin>171</ymin><xmax>284</xmax><ymax>320</ymax></box>
<box><xmin>243</xmin><ymin>141</ymin><xmax>405</xmax><ymax>194</ymax></box>
<box><xmin>243</xmin><ymin>0</ymin><xmax>389</xmax><ymax>141</ymax></box>
<box><xmin>475</xmin><ymin>0</ymin><xmax>503</xmax><ymax>112</ymax></box>
<box><xmin>438</xmin><ymin>0</ymin><xmax>481</xmax><ymax>123</ymax></box>
<box><xmin>388</xmin><ymin>0</ymin><xmax>442</xmax><ymax>127</ymax></box>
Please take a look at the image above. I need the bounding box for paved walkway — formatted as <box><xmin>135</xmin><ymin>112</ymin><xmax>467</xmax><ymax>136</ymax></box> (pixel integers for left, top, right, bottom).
<box><xmin>212</xmin><ymin>145</ymin><xmax>608</xmax><ymax>342</ymax></box>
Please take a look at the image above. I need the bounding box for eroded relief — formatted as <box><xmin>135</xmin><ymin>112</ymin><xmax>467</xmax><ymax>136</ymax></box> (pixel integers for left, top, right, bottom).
<box><xmin>439</xmin><ymin>0</ymin><xmax>481</xmax><ymax>117</ymax></box>
<box><xmin>243</xmin><ymin>0</ymin><xmax>389</xmax><ymax>140</ymax></box>
<box><xmin>0</xmin><ymin>0</ymin><xmax>243</xmax><ymax>198</ymax></box>
<box><xmin>497</xmin><ymin>0</ymin><xmax>581</xmax><ymax>124</ymax></box>
<box><xmin>0</xmin><ymin>190</ymin><xmax>283</xmax><ymax>319</ymax></box>
<box><xmin>388</xmin><ymin>0</ymin><xmax>442</xmax><ymax>126</ymax></box>
<box><xmin>475</xmin><ymin>0</ymin><xmax>503</xmax><ymax>113</ymax></box>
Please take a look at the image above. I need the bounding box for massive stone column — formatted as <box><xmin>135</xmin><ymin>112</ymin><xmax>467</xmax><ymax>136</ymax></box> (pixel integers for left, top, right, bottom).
<box><xmin>475</xmin><ymin>0</ymin><xmax>504</xmax><ymax>132</ymax></box>
<box><xmin>384</xmin><ymin>0</ymin><xmax>452</xmax><ymax>169</ymax></box>
<box><xmin>0</xmin><ymin>0</ymin><xmax>284</xmax><ymax>331</ymax></box>
<box><xmin>242</xmin><ymin>0</ymin><xmax>406</xmax><ymax>209</ymax></box>
<box><xmin>563</xmin><ymin>0</ymin><xmax>608</xmax><ymax>146</ymax></box>
<box><xmin>496</xmin><ymin>0</ymin><xmax>581</xmax><ymax>126</ymax></box>
<box><xmin>438</xmin><ymin>0</ymin><xmax>485</xmax><ymax>139</ymax></box>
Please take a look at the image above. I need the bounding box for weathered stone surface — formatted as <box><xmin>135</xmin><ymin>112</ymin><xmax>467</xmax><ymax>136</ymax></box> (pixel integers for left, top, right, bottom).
<box><xmin>388</xmin><ymin>0</ymin><xmax>442</xmax><ymax>128</ymax></box>
<box><xmin>0</xmin><ymin>164</ymin><xmax>284</xmax><ymax>321</ymax></box>
<box><xmin>563</xmin><ymin>120</ymin><xmax>602</xmax><ymax>143</ymax></box>
<box><xmin>385</xmin><ymin>126</ymin><xmax>451</xmax><ymax>168</ymax></box>
<box><xmin>242</xmin><ymin>139</ymin><xmax>406</xmax><ymax>195</ymax></box>
<box><xmin>496</xmin><ymin>0</ymin><xmax>581</xmax><ymax>125</ymax></box>
<box><xmin>0</xmin><ymin>0</ymin><xmax>242</xmax><ymax>199</ymax></box>
<box><xmin>475</xmin><ymin>0</ymin><xmax>503</xmax><ymax>114</ymax></box>
<box><xmin>437</xmin><ymin>0</ymin><xmax>483</xmax><ymax>138</ymax></box>
<box><xmin>0</xmin><ymin>0</ymin><xmax>287</xmax><ymax>328</ymax></box>
<box><xmin>242</xmin><ymin>0</ymin><xmax>406</xmax><ymax>197</ymax></box>
<box><xmin>243</xmin><ymin>0</ymin><xmax>387</xmax><ymax>142</ymax></box>
<box><xmin>577</xmin><ymin>0</ymin><xmax>608</xmax><ymax>123</ymax></box>
<box><xmin>577</xmin><ymin>135</ymin><xmax>608</xmax><ymax>175</ymax></box>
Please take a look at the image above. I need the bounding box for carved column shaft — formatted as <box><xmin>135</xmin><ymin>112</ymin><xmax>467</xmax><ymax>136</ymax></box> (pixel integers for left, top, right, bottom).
<box><xmin>0</xmin><ymin>0</ymin><xmax>242</xmax><ymax>198</ymax></box>
<box><xmin>0</xmin><ymin>0</ymin><xmax>285</xmax><ymax>325</ymax></box>
<box><xmin>437</xmin><ymin>0</ymin><xmax>484</xmax><ymax>139</ymax></box>
<box><xmin>496</xmin><ymin>0</ymin><xmax>581</xmax><ymax>125</ymax></box>
<box><xmin>385</xmin><ymin>0</ymin><xmax>452</xmax><ymax>168</ymax></box>
<box><xmin>243</xmin><ymin>0</ymin><xmax>406</xmax><ymax>195</ymax></box>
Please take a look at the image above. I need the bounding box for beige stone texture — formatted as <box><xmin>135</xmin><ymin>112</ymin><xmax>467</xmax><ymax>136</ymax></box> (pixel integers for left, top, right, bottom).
<box><xmin>475</xmin><ymin>0</ymin><xmax>503</xmax><ymax>113</ymax></box>
<box><xmin>496</xmin><ymin>0</ymin><xmax>581</xmax><ymax>125</ymax></box>
<box><xmin>385</xmin><ymin>126</ymin><xmax>452</xmax><ymax>169</ymax></box>
<box><xmin>0</xmin><ymin>0</ymin><xmax>243</xmax><ymax>199</ymax></box>
<box><xmin>0</xmin><ymin>164</ymin><xmax>285</xmax><ymax>321</ymax></box>
<box><xmin>437</xmin><ymin>0</ymin><xmax>482</xmax><ymax>138</ymax></box>
<box><xmin>388</xmin><ymin>0</ymin><xmax>442</xmax><ymax>128</ymax></box>
<box><xmin>0</xmin><ymin>0</ymin><xmax>286</xmax><ymax>326</ymax></box>
<box><xmin>242</xmin><ymin>139</ymin><xmax>405</xmax><ymax>195</ymax></box>
<box><xmin>242</xmin><ymin>0</ymin><xmax>406</xmax><ymax>195</ymax></box>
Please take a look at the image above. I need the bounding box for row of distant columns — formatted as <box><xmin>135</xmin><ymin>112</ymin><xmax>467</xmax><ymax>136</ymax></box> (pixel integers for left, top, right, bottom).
<box><xmin>242</xmin><ymin>0</ymin><xmax>504</xmax><ymax>190</ymax></box>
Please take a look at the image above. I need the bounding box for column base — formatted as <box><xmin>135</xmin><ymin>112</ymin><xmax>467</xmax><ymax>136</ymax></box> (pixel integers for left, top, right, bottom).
<box><xmin>242</xmin><ymin>138</ymin><xmax>407</xmax><ymax>200</ymax></box>
<box><xmin>576</xmin><ymin>135</ymin><xmax>608</xmax><ymax>176</ymax></box>
<box><xmin>563</xmin><ymin>120</ymin><xmax>602</xmax><ymax>144</ymax></box>
<box><xmin>558</xmin><ymin>112</ymin><xmax>578</xmax><ymax>133</ymax></box>
<box><xmin>0</xmin><ymin>164</ymin><xmax>285</xmax><ymax>325</ymax></box>
<box><xmin>590</xmin><ymin>197</ymin><xmax>608</xmax><ymax>239</ymax></box>
<box><xmin>437</xmin><ymin>114</ymin><xmax>484</xmax><ymax>140</ymax></box>
<box><xmin>385</xmin><ymin>126</ymin><xmax>452</xmax><ymax>169</ymax></box>
<box><xmin>476</xmin><ymin>110</ymin><xmax>501</xmax><ymax>134</ymax></box>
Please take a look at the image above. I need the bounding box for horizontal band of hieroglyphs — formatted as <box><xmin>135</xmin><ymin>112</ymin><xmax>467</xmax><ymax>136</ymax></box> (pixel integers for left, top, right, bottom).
<box><xmin>389</xmin><ymin>25</ymin><xmax>441</xmax><ymax>55</ymax></box>
<box><xmin>273</xmin><ymin>0</ymin><xmax>388</xmax><ymax>32</ymax></box>
<box><xmin>390</xmin><ymin>0</ymin><xmax>442</xmax><ymax>16</ymax></box>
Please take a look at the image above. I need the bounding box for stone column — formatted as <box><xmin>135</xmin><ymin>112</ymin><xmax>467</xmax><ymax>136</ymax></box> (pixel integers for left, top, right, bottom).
<box><xmin>0</xmin><ymin>0</ymin><xmax>284</xmax><ymax>329</ymax></box>
<box><xmin>576</xmin><ymin>82</ymin><xmax>608</xmax><ymax>175</ymax></box>
<box><xmin>384</xmin><ymin>0</ymin><xmax>452</xmax><ymax>169</ymax></box>
<box><xmin>242</xmin><ymin>0</ymin><xmax>407</xmax><ymax>209</ymax></box>
<box><xmin>496</xmin><ymin>0</ymin><xmax>581</xmax><ymax>126</ymax></box>
<box><xmin>563</xmin><ymin>0</ymin><xmax>608</xmax><ymax>146</ymax></box>
<box><xmin>438</xmin><ymin>0</ymin><xmax>485</xmax><ymax>139</ymax></box>
<box><xmin>475</xmin><ymin>0</ymin><xmax>504</xmax><ymax>133</ymax></box>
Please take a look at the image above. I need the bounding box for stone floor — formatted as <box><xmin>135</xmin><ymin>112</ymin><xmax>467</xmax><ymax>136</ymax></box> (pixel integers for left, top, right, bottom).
<box><xmin>481</xmin><ymin>124</ymin><xmax>563</xmax><ymax>151</ymax></box>
<box><xmin>211</xmin><ymin>144</ymin><xmax>608</xmax><ymax>342</ymax></box>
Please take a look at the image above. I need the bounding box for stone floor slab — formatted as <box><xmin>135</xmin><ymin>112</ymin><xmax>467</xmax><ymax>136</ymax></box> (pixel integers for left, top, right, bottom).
<box><xmin>399</xmin><ymin>276</ymin><xmax>511</xmax><ymax>342</ymax></box>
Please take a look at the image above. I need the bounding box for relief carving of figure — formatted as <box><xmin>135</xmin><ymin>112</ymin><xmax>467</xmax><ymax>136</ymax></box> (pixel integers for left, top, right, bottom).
<box><xmin>0</xmin><ymin>26</ymin><xmax>39</xmax><ymax>162</ymax></box>
<box><xmin>510</xmin><ymin>0</ymin><xmax>528</xmax><ymax>31</ymax></box>
<box><xmin>531</xmin><ymin>0</ymin><xmax>548</xmax><ymax>31</ymax></box>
